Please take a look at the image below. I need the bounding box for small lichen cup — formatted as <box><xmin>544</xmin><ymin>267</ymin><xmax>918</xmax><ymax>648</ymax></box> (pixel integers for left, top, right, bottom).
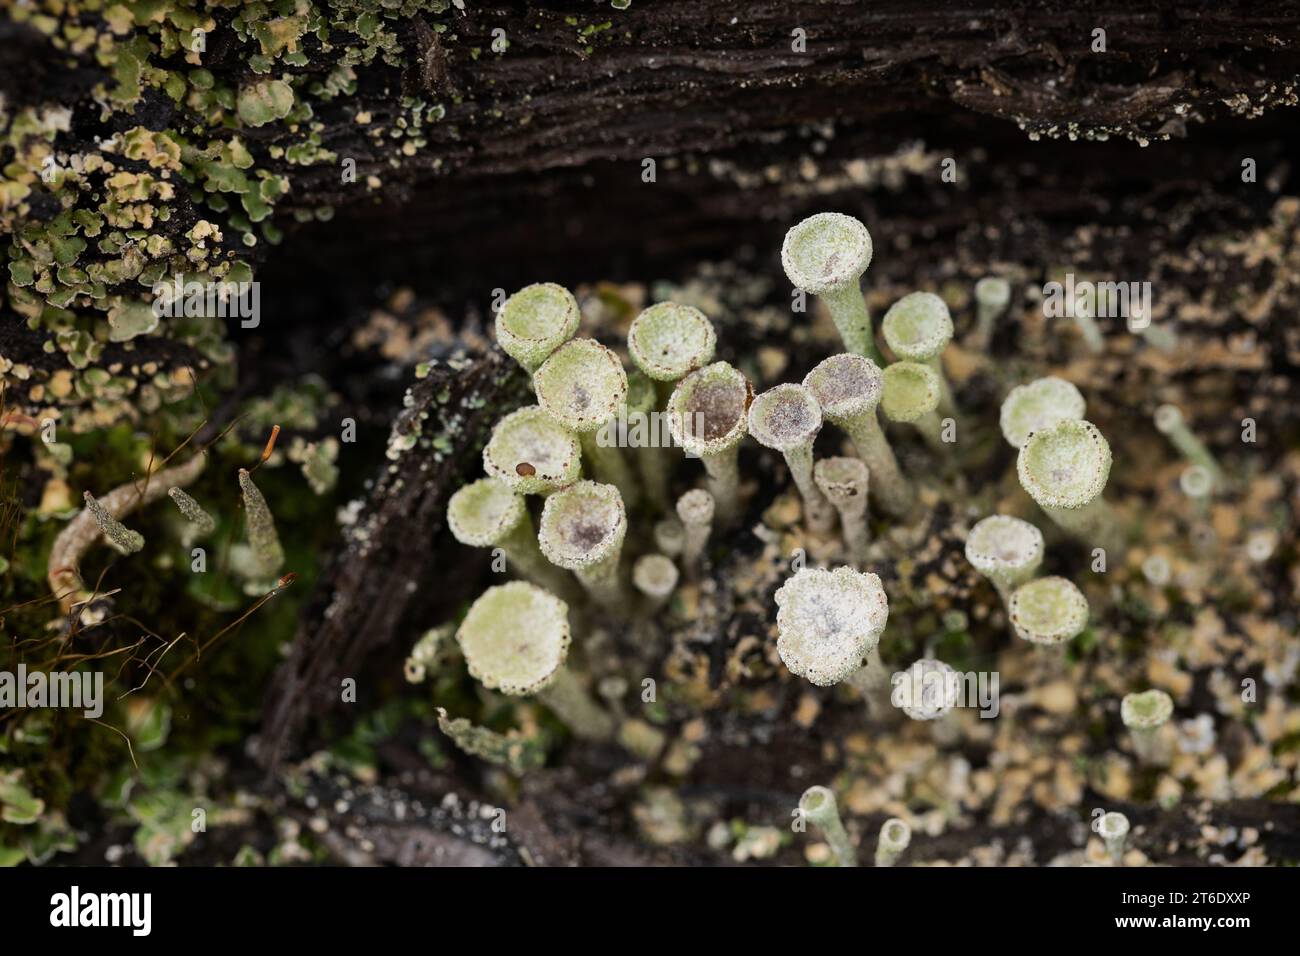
<box><xmin>774</xmin><ymin>566</ymin><xmax>891</xmax><ymax>715</ymax></box>
<box><xmin>667</xmin><ymin>361</ymin><xmax>751</xmax><ymax>526</ymax></box>
<box><xmin>483</xmin><ymin>405</ymin><xmax>582</xmax><ymax>495</ymax></box>
<box><xmin>1007</xmin><ymin>576</ymin><xmax>1089</xmax><ymax>646</ymax></box>
<box><xmin>1157</xmin><ymin>403</ymin><xmax>1225</xmax><ymax>489</ymax></box>
<box><xmin>675</xmin><ymin>488</ymin><xmax>714</xmax><ymax>579</ymax></box>
<box><xmin>628</xmin><ymin>301</ymin><xmax>717</xmax><ymax>401</ymax></box>
<box><xmin>814</xmin><ymin>457</ymin><xmax>870</xmax><ymax>567</ymax></box>
<box><xmin>1121</xmin><ymin>689</ymin><xmax>1175</xmax><ymax>767</ymax></box>
<box><xmin>999</xmin><ymin>376</ymin><xmax>1087</xmax><ymax>449</ymax></box>
<box><xmin>632</xmin><ymin>553</ymin><xmax>679</xmax><ymax>613</ymax></box>
<box><xmin>880</xmin><ymin>361</ymin><xmax>945</xmax><ymax>452</ymax></box>
<box><xmin>803</xmin><ymin>353</ymin><xmax>913</xmax><ymax>518</ymax></box>
<box><xmin>538</xmin><ymin>480</ymin><xmax>629</xmax><ymax>612</ymax></box>
<box><xmin>799</xmin><ymin>785</ymin><xmax>857</xmax><ymax>867</ymax></box>
<box><xmin>495</xmin><ymin>282</ymin><xmax>581</xmax><ymax>374</ymax></box>
<box><xmin>781</xmin><ymin>212</ymin><xmax>882</xmax><ymax>363</ymax></box>
<box><xmin>882</xmin><ymin>292</ymin><xmax>956</xmax><ymax>414</ymax></box>
<box><xmin>893</xmin><ymin>657</ymin><xmax>962</xmax><ymax>745</ymax></box>
<box><xmin>1016</xmin><ymin>418</ymin><xmax>1121</xmax><ymax>553</ymax></box>
<box><xmin>534</xmin><ymin>337</ymin><xmax>640</xmax><ymax>506</ymax></box>
<box><xmin>965</xmin><ymin>515</ymin><xmax>1045</xmax><ymax>603</ymax></box>
<box><xmin>747</xmin><ymin>383</ymin><xmax>836</xmax><ymax>533</ymax></box>
<box><xmin>1097</xmin><ymin>811</ymin><xmax>1130</xmax><ymax>866</ymax></box>
<box><xmin>972</xmin><ymin>276</ymin><xmax>1011</xmax><ymax>350</ymax></box>
<box><xmin>456</xmin><ymin>581</ymin><xmax>613</xmax><ymax>740</ymax></box>
<box><xmin>874</xmin><ymin>818</ymin><xmax>911</xmax><ymax>868</ymax></box>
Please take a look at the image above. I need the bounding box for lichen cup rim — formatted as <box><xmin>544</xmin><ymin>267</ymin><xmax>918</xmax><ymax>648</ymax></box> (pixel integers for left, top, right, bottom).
<box><xmin>803</xmin><ymin>353</ymin><xmax>884</xmax><ymax>419</ymax></box>
<box><xmin>1000</xmin><ymin>376</ymin><xmax>1087</xmax><ymax>449</ymax></box>
<box><xmin>965</xmin><ymin>515</ymin><xmax>1044</xmax><ymax>573</ymax></box>
<box><xmin>447</xmin><ymin>477</ymin><xmax>526</xmax><ymax>547</ymax></box>
<box><xmin>780</xmin><ymin>211</ymin><xmax>873</xmax><ymax>295</ymax></box>
<box><xmin>496</xmin><ymin>282</ymin><xmax>580</xmax><ymax>369</ymax></box>
<box><xmin>1008</xmin><ymin>575</ymin><xmax>1089</xmax><ymax>645</ymax></box>
<box><xmin>533</xmin><ymin>337</ymin><xmax>629</xmax><ymax>433</ymax></box>
<box><xmin>747</xmin><ymin>382</ymin><xmax>823</xmax><ymax>452</ymax></box>
<box><xmin>1121</xmin><ymin>688</ymin><xmax>1174</xmax><ymax>729</ymax></box>
<box><xmin>628</xmin><ymin>301</ymin><xmax>717</xmax><ymax>381</ymax></box>
<box><xmin>895</xmin><ymin>657</ymin><xmax>960</xmax><ymax>720</ymax></box>
<box><xmin>880</xmin><ymin>361</ymin><xmax>941</xmax><ymax>423</ymax></box>
<box><xmin>667</xmin><ymin>361</ymin><xmax>752</xmax><ymax>455</ymax></box>
<box><xmin>1016</xmin><ymin>418</ymin><xmax>1112</xmax><ymax>509</ymax></box>
<box><xmin>483</xmin><ymin>405</ymin><xmax>582</xmax><ymax>494</ymax></box>
<box><xmin>774</xmin><ymin>566</ymin><xmax>890</xmax><ymax>686</ymax></box>
<box><xmin>456</xmin><ymin>580</ymin><xmax>571</xmax><ymax>695</ymax></box>
<box><xmin>975</xmin><ymin>276</ymin><xmax>1012</xmax><ymax>306</ymax></box>
<box><xmin>881</xmin><ymin>291</ymin><xmax>954</xmax><ymax>361</ymax></box>
<box><xmin>538</xmin><ymin>479</ymin><xmax>628</xmax><ymax>570</ymax></box>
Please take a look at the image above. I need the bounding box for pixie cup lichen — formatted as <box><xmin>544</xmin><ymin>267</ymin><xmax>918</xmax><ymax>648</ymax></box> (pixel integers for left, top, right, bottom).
<box><xmin>1156</xmin><ymin>404</ymin><xmax>1224</xmax><ymax>488</ymax></box>
<box><xmin>667</xmin><ymin>361</ymin><xmax>751</xmax><ymax>526</ymax></box>
<box><xmin>781</xmin><ymin>212</ymin><xmax>882</xmax><ymax>363</ymax></box>
<box><xmin>875</xmin><ymin>818</ymin><xmax>911</xmax><ymax>868</ymax></box>
<box><xmin>814</xmin><ymin>457</ymin><xmax>870</xmax><ymax>567</ymax></box>
<box><xmin>1097</xmin><ymin>811</ymin><xmax>1130</xmax><ymax>866</ymax></box>
<box><xmin>747</xmin><ymin>383</ymin><xmax>835</xmax><ymax>533</ymax></box>
<box><xmin>1121</xmin><ymin>689</ymin><xmax>1175</xmax><ymax>767</ymax></box>
<box><xmin>803</xmin><ymin>353</ymin><xmax>912</xmax><ymax>518</ymax></box>
<box><xmin>676</xmin><ymin>489</ymin><xmax>714</xmax><ymax>579</ymax></box>
<box><xmin>448</xmin><ymin>477</ymin><xmax>576</xmax><ymax>599</ymax></box>
<box><xmin>628</xmin><ymin>301</ymin><xmax>717</xmax><ymax>396</ymax></box>
<box><xmin>483</xmin><ymin>405</ymin><xmax>582</xmax><ymax>495</ymax></box>
<box><xmin>456</xmin><ymin>581</ymin><xmax>614</xmax><ymax>741</ymax></box>
<box><xmin>496</xmin><ymin>283</ymin><xmax>581</xmax><ymax>374</ymax></box>
<box><xmin>965</xmin><ymin>515</ymin><xmax>1045</xmax><ymax>603</ymax></box>
<box><xmin>774</xmin><ymin>566</ymin><xmax>890</xmax><ymax>714</ymax></box>
<box><xmin>1017</xmin><ymin>419</ymin><xmax>1120</xmax><ymax>552</ymax></box>
<box><xmin>973</xmin><ymin>276</ymin><xmax>1011</xmax><ymax>349</ymax></box>
<box><xmin>1007</xmin><ymin>576</ymin><xmax>1089</xmax><ymax>646</ymax></box>
<box><xmin>799</xmin><ymin>785</ymin><xmax>857</xmax><ymax>867</ymax></box>
<box><xmin>534</xmin><ymin>338</ymin><xmax>639</xmax><ymax>505</ymax></box>
<box><xmin>880</xmin><ymin>361</ymin><xmax>945</xmax><ymax>451</ymax></box>
<box><xmin>538</xmin><ymin>480</ymin><xmax>629</xmax><ymax>611</ymax></box>
<box><xmin>999</xmin><ymin>376</ymin><xmax>1087</xmax><ymax>449</ymax></box>
<box><xmin>882</xmin><ymin>292</ymin><xmax>956</xmax><ymax>414</ymax></box>
<box><xmin>893</xmin><ymin>658</ymin><xmax>962</xmax><ymax>746</ymax></box>
<box><xmin>632</xmin><ymin>554</ymin><xmax>679</xmax><ymax>612</ymax></box>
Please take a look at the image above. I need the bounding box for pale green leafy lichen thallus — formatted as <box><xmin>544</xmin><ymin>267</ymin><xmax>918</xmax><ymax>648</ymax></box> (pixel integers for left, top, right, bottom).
<box><xmin>803</xmin><ymin>353</ymin><xmax>913</xmax><ymax>518</ymax></box>
<box><xmin>774</xmin><ymin>566</ymin><xmax>890</xmax><ymax>715</ymax></box>
<box><xmin>534</xmin><ymin>337</ymin><xmax>640</xmax><ymax>506</ymax></box>
<box><xmin>456</xmin><ymin>581</ymin><xmax>614</xmax><ymax>741</ymax></box>
<box><xmin>781</xmin><ymin>212</ymin><xmax>882</xmax><ymax>363</ymax></box>
<box><xmin>496</xmin><ymin>282</ymin><xmax>581</xmax><ymax>375</ymax></box>
<box><xmin>667</xmin><ymin>361</ymin><xmax>752</xmax><ymax>527</ymax></box>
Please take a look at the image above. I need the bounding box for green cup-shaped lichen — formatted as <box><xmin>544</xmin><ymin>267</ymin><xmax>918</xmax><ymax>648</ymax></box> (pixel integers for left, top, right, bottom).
<box><xmin>804</xmin><ymin>353</ymin><xmax>912</xmax><ymax>518</ymax></box>
<box><xmin>747</xmin><ymin>383</ymin><xmax>835</xmax><ymax>532</ymax></box>
<box><xmin>781</xmin><ymin>212</ymin><xmax>881</xmax><ymax>363</ymax></box>
<box><xmin>667</xmin><ymin>361</ymin><xmax>751</xmax><ymax>526</ymax></box>
<box><xmin>882</xmin><ymin>291</ymin><xmax>955</xmax><ymax>414</ymax></box>
<box><xmin>1007</xmin><ymin>576</ymin><xmax>1089</xmax><ymax>646</ymax></box>
<box><xmin>965</xmin><ymin>515</ymin><xmax>1044</xmax><ymax>603</ymax></box>
<box><xmin>1097</xmin><ymin>811</ymin><xmax>1130</xmax><ymax>865</ymax></box>
<box><xmin>628</xmin><ymin>301</ymin><xmax>716</xmax><ymax>383</ymax></box>
<box><xmin>675</xmin><ymin>488</ymin><xmax>714</xmax><ymax>579</ymax></box>
<box><xmin>483</xmin><ymin>405</ymin><xmax>582</xmax><ymax>495</ymax></box>
<box><xmin>538</xmin><ymin>480</ymin><xmax>628</xmax><ymax>610</ymax></box>
<box><xmin>632</xmin><ymin>553</ymin><xmax>679</xmax><ymax>611</ymax></box>
<box><xmin>1121</xmin><ymin>688</ymin><xmax>1175</xmax><ymax>767</ymax></box>
<box><xmin>496</xmin><ymin>283</ymin><xmax>581</xmax><ymax>374</ymax></box>
<box><xmin>874</xmin><ymin>817</ymin><xmax>911</xmax><ymax>868</ymax></box>
<box><xmin>973</xmin><ymin>276</ymin><xmax>1011</xmax><ymax>348</ymax></box>
<box><xmin>814</xmin><ymin>457</ymin><xmax>869</xmax><ymax>567</ymax></box>
<box><xmin>1017</xmin><ymin>418</ymin><xmax>1119</xmax><ymax>550</ymax></box>
<box><xmin>881</xmin><ymin>360</ymin><xmax>945</xmax><ymax>451</ymax></box>
<box><xmin>799</xmin><ymin>785</ymin><xmax>857</xmax><ymax>867</ymax></box>
<box><xmin>999</xmin><ymin>376</ymin><xmax>1087</xmax><ymax>449</ymax></box>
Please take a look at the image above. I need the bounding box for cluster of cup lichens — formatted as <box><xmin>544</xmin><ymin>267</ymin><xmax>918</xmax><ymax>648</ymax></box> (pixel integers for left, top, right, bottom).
<box><xmin>444</xmin><ymin>212</ymin><xmax>1205</xmax><ymax>866</ymax></box>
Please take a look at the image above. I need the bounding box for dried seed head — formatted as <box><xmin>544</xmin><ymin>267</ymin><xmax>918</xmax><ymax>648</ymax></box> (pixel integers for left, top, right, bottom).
<box><xmin>667</xmin><ymin>361</ymin><xmax>751</xmax><ymax>456</ymax></box>
<box><xmin>483</xmin><ymin>405</ymin><xmax>582</xmax><ymax>495</ymax></box>
<box><xmin>447</xmin><ymin>477</ymin><xmax>526</xmax><ymax>547</ymax></box>
<box><xmin>1008</xmin><ymin>576</ymin><xmax>1089</xmax><ymax>645</ymax></box>
<box><xmin>238</xmin><ymin>469</ymin><xmax>284</xmax><ymax>577</ymax></box>
<box><xmin>1121</xmin><ymin>689</ymin><xmax>1174</xmax><ymax>730</ymax></box>
<box><xmin>974</xmin><ymin>276</ymin><xmax>1011</xmax><ymax>310</ymax></box>
<box><xmin>747</xmin><ymin>383</ymin><xmax>822</xmax><ymax>453</ymax></box>
<box><xmin>628</xmin><ymin>302</ymin><xmax>717</xmax><ymax>382</ymax></box>
<box><xmin>882</xmin><ymin>292</ymin><xmax>953</xmax><ymax>362</ymax></box>
<box><xmin>813</xmin><ymin>456</ymin><xmax>868</xmax><ymax>506</ymax></box>
<box><xmin>496</xmin><ymin>283</ymin><xmax>581</xmax><ymax>373</ymax></box>
<box><xmin>999</xmin><ymin>376</ymin><xmax>1087</xmax><ymax>449</ymax></box>
<box><xmin>781</xmin><ymin>212</ymin><xmax>873</xmax><ymax>295</ymax></box>
<box><xmin>633</xmin><ymin>554</ymin><xmax>679</xmax><ymax>600</ymax></box>
<box><xmin>965</xmin><ymin>515</ymin><xmax>1044</xmax><ymax>579</ymax></box>
<box><xmin>894</xmin><ymin>658</ymin><xmax>959</xmax><ymax>720</ymax></box>
<box><xmin>676</xmin><ymin>488</ymin><xmax>715</xmax><ymax>528</ymax></box>
<box><xmin>83</xmin><ymin>491</ymin><xmax>145</xmax><ymax>555</ymax></box>
<box><xmin>533</xmin><ymin>338</ymin><xmax>628</xmax><ymax>433</ymax></box>
<box><xmin>538</xmin><ymin>480</ymin><xmax>627</xmax><ymax>571</ymax></box>
<box><xmin>774</xmin><ymin>567</ymin><xmax>889</xmax><ymax>686</ymax></box>
<box><xmin>1017</xmin><ymin>419</ymin><xmax>1112</xmax><ymax>510</ymax></box>
<box><xmin>456</xmin><ymin>581</ymin><xmax>571</xmax><ymax>695</ymax></box>
<box><xmin>802</xmin><ymin>353</ymin><xmax>884</xmax><ymax>422</ymax></box>
<box><xmin>880</xmin><ymin>361</ymin><xmax>941</xmax><ymax>423</ymax></box>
